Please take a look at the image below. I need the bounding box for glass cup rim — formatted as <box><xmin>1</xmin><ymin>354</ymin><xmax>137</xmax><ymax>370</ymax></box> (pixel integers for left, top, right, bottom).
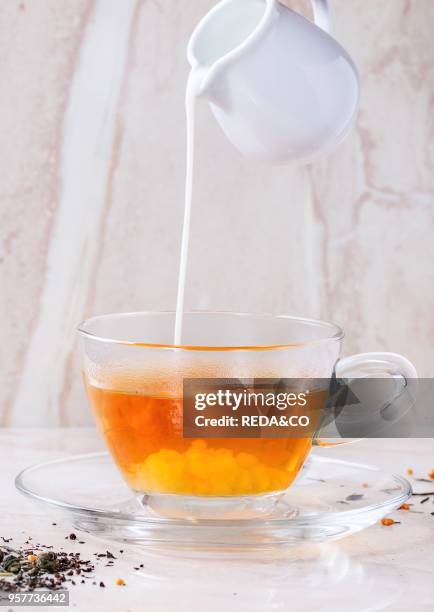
<box><xmin>77</xmin><ymin>310</ymin><xmax>344</xmax><ymax>351</ymax></box>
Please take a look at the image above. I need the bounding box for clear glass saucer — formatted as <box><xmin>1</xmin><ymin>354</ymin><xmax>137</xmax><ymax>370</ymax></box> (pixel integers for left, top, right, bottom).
<box><xmin>15</xmin><ymin>452</ymin><xmax>411</xmax><ymax>548</ymax></box>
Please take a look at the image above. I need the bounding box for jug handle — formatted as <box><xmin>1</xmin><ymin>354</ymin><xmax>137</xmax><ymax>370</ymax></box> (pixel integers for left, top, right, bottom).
<box><xmin>310</xmin><ymin>0</ymin><xmax>331</xmax><ymax>33</ymax></box>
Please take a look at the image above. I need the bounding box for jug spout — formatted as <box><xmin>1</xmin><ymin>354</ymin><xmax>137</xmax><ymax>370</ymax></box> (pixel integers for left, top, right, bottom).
<box><xmin>187</xmin><ymin>0</ymin><xmax>273</xmax><ymax>107</ymax></box>
<box><xmin>191</xmin><ymin>70</ymin><xmax>227</xmax><ymax>110</ymax></box>
<box><xmin>186</xmin><ymin>66</ymin><xmax>222</xmax><ymax>107</ymax></box>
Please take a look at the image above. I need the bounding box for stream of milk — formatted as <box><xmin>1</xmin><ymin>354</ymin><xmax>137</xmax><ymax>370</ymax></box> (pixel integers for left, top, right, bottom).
<box><xmin>173</xmin><ymin>69</ymin><xmax>203</xmax><ymax>345</ymax></box>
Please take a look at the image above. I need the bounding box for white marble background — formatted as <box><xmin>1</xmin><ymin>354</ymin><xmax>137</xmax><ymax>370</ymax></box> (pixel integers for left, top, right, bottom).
<box><xmin>1</xmin><ymin>0</ymin><xmax>433</xmax><ymax>426</ymax></box>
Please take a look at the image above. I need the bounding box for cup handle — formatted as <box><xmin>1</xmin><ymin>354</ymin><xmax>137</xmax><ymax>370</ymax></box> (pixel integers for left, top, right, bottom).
<box><xmin>310</xmin><ymin>0</ymin><xmax>331</xmax><ymax>33</ymax></box>
<box><xmin>313</xmin><ymin>352</ymin><xmax>418</xmax><ymax>446</ymax></box>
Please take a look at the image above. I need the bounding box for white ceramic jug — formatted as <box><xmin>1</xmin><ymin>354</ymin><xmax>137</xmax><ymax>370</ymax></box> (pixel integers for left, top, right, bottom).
<box><xmin>187</xmin><ymin>0</ymin><xmax>360</xmax><ymax>163</ymax></box>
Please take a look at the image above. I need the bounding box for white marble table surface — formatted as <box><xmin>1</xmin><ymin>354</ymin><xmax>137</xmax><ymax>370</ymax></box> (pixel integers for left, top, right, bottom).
<box><xmin>1</xmin><ymin>429</ymin><xmax>433</xmax><ymax>612</ymax></box>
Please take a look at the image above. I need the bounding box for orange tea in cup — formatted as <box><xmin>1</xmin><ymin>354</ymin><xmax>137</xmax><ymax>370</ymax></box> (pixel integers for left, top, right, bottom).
<box><xmin>86</xmin><ymin>378</ymin><xmax>312</xmax><ymax>497</ymax></box>
<box><xmin>79</xmin><ymin>311</ymin><xmax>344</xmax><ymax>517</ymax></box>
<box><xmin>79</xmin><ymin>312</ymin><xmax>417</xmax><ymax>519</ymax></box>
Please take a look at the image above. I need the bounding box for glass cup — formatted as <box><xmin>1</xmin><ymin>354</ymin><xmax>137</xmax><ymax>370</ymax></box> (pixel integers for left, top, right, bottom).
<box><xmin>78</xmin><ymin>312</ymin><xmax>416</xmax><ymax>519</ymax></box>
